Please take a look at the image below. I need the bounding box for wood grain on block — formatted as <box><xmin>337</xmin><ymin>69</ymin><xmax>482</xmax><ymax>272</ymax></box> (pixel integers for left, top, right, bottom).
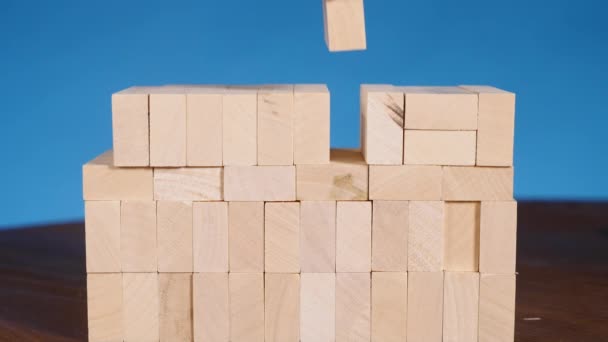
<box><xmin>300</xmin><ymin>273</ymin><xmax>335</xmax><ymax>342</ymax></box>
<box><xmin>121</xmin><ymin>201</ymin><xmax>157</xmax><ymax>272</ymax></box>
<box><xmin>82</xmin><ymin>150</ymin><xmax>153</xmax><ymax>200</ymax></box>
<box><xmin>336</xmin><ymin>273</ymin><xmax>371</xmax><ymax>342</ymax></box>
<box><xmin>445</xmin><ymin>202</ymin><xmax>480</xmax><ymax>271</ymax></box>
<box><xmin>265</xmin><ymin>273</ymin><xmax>300</xmax><ymax>342</ymax></box>
<box><xmin>193</xmin><ymin>273</ymin><xmax>230</xmax><ymax>342</ymax></box>
<box><xmin>407</xmin><ymin>272</ymin><xmax>444</xmax><ymax>342</ymax></box>
<box><xmin>85</xmin><ymin>201</ymin><xmax>120</xmax><ymax>273</ymax></box>
<box><xmin>402</xmin><ymin>86</ymin><xmax>478</xmax><ymax>130</ymax></box>
<box><xmin>159</xmin><ymin>273</ymin><xmax>192</xmax><ymax>342</ymax></box>
<box><xmin>479</xmin><ymin>274</ymin><xmax>516</xmax><ymax>342</ymax></box>
<box><xmin>186</xmin><ymin>86</ymin><xmax>224</xmax><ymax>166</ymax></box>
<box><xmin>154</xmin><ymin>167</ymin><xmax>222</xmax><ymax>201</ymax></box>
<box><xmin>112</xmin><ymin>86</ymin><xmax>150</xmax><ymax>166</ymax></box>
<box><xmin>443</xmin><ymin>167</ymin><xmax>514</xmax><ymax>201</ymax></box>
<box><xmin>403</xmin><ymin>130</ymin><xmax>477</xmax><ymax>166</ymax></box>
<box><xmin>369</xmin><ymin>165</ymin><xmax>442</xmax><ymax>200</ymax></box>
<box><xmin>223</xmin><ymin>87</ymin><xmax>257</xmax><ymax>165</ymax></box>
<box><xmin>408</xmin><ymin>201</ymin><xmax>444</xmax><ymax>271</ymax></box>
<box><xmin>300</xmin><ymin>201</ymin><xmax>336</xmax><ymax>272</ymax></box>
<box><xmin>193</xmin><ymin>202</ymin><xmax>229</xmax><ymax>272</ymax></box>
<box><xmin>224</xmin><ymin>166</ymin><xmax>296</xmax><ymax>201</ymax></box>
<box><xmin>443</xmin><ymin>272</ymin><xmax>480</xmax><ymax>342</ymax></box>
<box><xmin>360</xmin><ymin>85</ymin><xmax>404</xmax><ymax>165</ymax></box>
<box><xmin>157</xmin><ymin>201</ymin><xmax>193</xmax><ymax>272</ymax></box>
<box><xmin>480</xmin><ymin>201</ymin><xmax>517</xmax><ymax>274</ymax></box>
<box><xmin>265</xmin><ymin>202</ymin><xmax>300</xmax><ymax>273</ymax></box>
<box><xmin>150</xmin><ymin>86</ymin><xmax>187</xmax><ymax>166</ymax></box>
<box><xmin>87</xmin><ymin>274</ymin><xmax>123</xmax><ymax>342</ymax></box>
<box><xmin>230</xmin><ymin>273</ymin><xmax>264</xmax><ymax>342</ymax></box>
<box><xmin>229</xmin><ymin>202</ymin><xmax>264</xmax><ymax>272</ymax></box>
<box><xmin>294</xmin><ymin>84</ymin><xmax>330</xmax><ymax>164</ymax></box>
<box><xmin>296</xmin><ymin>149</ymin><xmax>368</xmax><ymax>201</ymax></box>
<box><xmin>371</xmin><ymin>272</ymin><xmax>407</xmax><ymax>342</ymax></box>
<box><xmin>336</xmin><ymin>201</ymin><xmax>371</xmax><ymax>272</ymax></box>
<box><xmin>372</xmin><ymin>201</ymin><xmax>408</xmax><ymax>271</ymax></box>
<box><xmin>323</xmin><ymin>0</ymin><xmax>367</xmax><ymax>51</ymax></box>
<box><xmin>258</xmin><ymin>85</ymin><xmax>294</xmax><ymax>165</ymax></box>
<box><xmin>122</xmin><ymin>273</ymin><xmax>159</xmax><ymax>342</ymax></box>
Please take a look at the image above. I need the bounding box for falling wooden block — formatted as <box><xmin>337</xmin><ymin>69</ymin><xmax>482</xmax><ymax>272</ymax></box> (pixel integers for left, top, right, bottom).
<box><xmin>265</xmin><ymin>273</ymin><xmax>300</xmax><ymax>342</ymax></box>
<box><xmin>150</xmin><ymin>86</ymin><xmax>187</xmax><ymax>166</ymax></box>
<box><xmin>258</xmin><ymin>85</ymin><xmax>294</xmax><ymax>165</ymax></box>
<box><xmin>443</xmin><ymin>272</ymin><xmax>480</xmax><ymax>342</ymax></box>
<box><xmin>111</xmin><ymin>86</ymin><xmax>150</xmax><ymax>166</ymax></box>
<box><xmin>193</xmin><ymin>202</ymin><xmax>229</xmax><ymax>272</ymax></box>
<box><xmin>402</xmin><ymin>86</ymin><xmax>478</xmax><ymax>130</ymax></box>
<box><xmin>157</xmin><ymin>201</ymin><xmax>193</xmax><ymax>272</ymax></box>
<box><xmin>479</xmin><ymin>274</ymin><xmax>516</xmax><ymax>342</ymax></box>
<box><xmin>230</xmin><ymin>273</ymin><xmax>264</xmax><ymax>342</ymax></box>
<box><xmin>407</xmin><ymin>272</ymin><xmax>444</xmax><ymax>342</ymax></box>
<box><xmin>223</xmin><ymin>87</ymin><xmax>257</xmax><ymax>165</ymax></box>
<box><xmin>300</xmin><ymin>201</ymin><xmax>336</xmax><ymax>272</ymax></box>
<box><xmin>154</xmin><ymin>167</ymin><xmax>222</xmax><ymax>201</ymax></box>
<box><xmin>186</xmin><ymin>86</ymin><xmax>224</xmax><ymax>166</ymax></box>
<box><xmin>444</xmin><ymin>202</ymin><xmax>480</xmax><ymax>271</ymax></box>
<box><xmin>229</xmin><ymin>202</ymin><xmax>264</xmax><ymax>272</ymax></box>
<box><xmin>300</xmin><ymin>273</ymin><xmax>336</xmax><ymax>342</ymax></box>
<box><xmin>369</xmin><ymin>165</ymin><xmax>442</xmax><ymax>200</ymax></box>
<box><xmin>443</xmin><ymin>167</ymin><xmax>513</xmax><ymax>201</ymax></box>
<box><xmin>87</xmin><ymin>274</ymin><xmax>123</xmax><ymax>342</ymax></box>
<box><xmin>480</xmin><ymin>201</ymin><xmax>517</xmax><ymax>274</ymax></box>
<box><xmin>336</xmin><ymin>201</ymin><xmax>371</xmax><ymax>272</ymax></box>
<box><xmin>121</xmin><ymin>201</ymin><xmax>157</xmax><ymax>273</ymax></box>
<box><xmin>323</xmin><ymin>0</ymin><xmax>367</xmax><ymax>51</ymax></box>
<box><xmin>371</xmin><ymin>272</ymin><xmax>407</xmax><ymax>342</ymax></box>
<box><xmin>336</xmin><ymin>273</ymin><xmax>371</xmax><ymax>342</ymax></box>
<box><xmin>224</xmin><ymin>166</ymin><xmax>296</xmax><ymax>201</ymax></box>
<box><xmin>159</xmin><ymin>273</ymin><xmax>193</xmax><ymax>342</ymax></box>
<box><xmin>403</xmin><ymin>130</ymin><xmax>477</xmax><ymax>166</ymax></box>
<box><xmin>297</xmin><ymin>149</ymin><xmax>368</xmax><ymax>201</ymax></box>
<box><xmin>265</xmin><ymin>202</ymin><xmax>300</xmax><ymax>273</ymax></box>
<box><xmin>123</xmin><ymin>273</ymin><xmax>159</xmax><ymax>342</ymax></box>
<box><xmin>85</xmin><ymin>201</ymin><xmax>120</xmax><ymax>273</ymax></box>
<box><xmin>371</xmin><ymin>201</ymin><xmax>408</xmax><ymax>271</ymax></box>
<box><xmin>193</xmin><ymin>273</ymin><xmax>230</xmax><ymax>342</ymax></box>
<box><xmin>294</xmin><ymin>84</ymin><xmax>330</xmax><ymax>164</ymax></box>
<box><xmin>409</xmin><ymin>201</ymin><xmax>444</xmax><ymax>271</ymax></box>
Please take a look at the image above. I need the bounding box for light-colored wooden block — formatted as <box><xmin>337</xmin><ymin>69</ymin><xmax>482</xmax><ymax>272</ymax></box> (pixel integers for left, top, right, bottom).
<box><xmin>372</xmin><ymin>201</ymin><xmax>408</xmax><ymax>271</ymax></box>
<box><xmin>297</xmin><ymin>149</ymin><xmax>368</xmax><ymax>200</ymax></box>
<box><xmin>371</xmin><ymin>272</ymin><xmax>407</xmax><ymax>342</ymax></box>
<box><xmin>186</xmin><ymin>86</ymin><xmax>224</xmax><ymax>166</ymax></box>
<box><xmin>150</xmin><ymin>86</ymin><xmax>187</xmax><ymax>166</ymax></box>
<box><xmin>159</xmin><ymin>273</ymin><xmax>193</xmax><ymax>342</ymax></box>
<box><xmin>229</xmin><ymin>202</ymin><xmax>264</xmax><ymax>272</ymax></box>
<box><xmin>445</xmin><ymin>202</ymin><xmax>480</xmax><ymax>271</ymax></box>
<box><xmin>300</xmin><ymin>273</ymin><xmax>335</xmax><ymax>342</ymax></box>
<box><xmin>223</xmin><ymin>87</ymin><xmax>257</xmax><ymax>165</ymax></box>
<box><xmin>300</xmin><ymin>201</ymin><xmax>336</xmax><ymax>272</ymax></box>
<box><xmin>323</xmin><ymin>0</ymin><xmax>367</xmax><ymax>52</ymax></box>
<box><xmin>408</xmin><ymin>201</ymin><xmax>444</xmax><ymax>271</ymax></box>
<box><xmin>369</xmin><ymin>165</ymin><xmax>442</xmax><ymax>200</ymax></box>
<box><xmin>87</xmin><ymin>274</ymin><xmax>123</xmax><ymax>342</ymax></box>
<box><xmin>194</xmin><ymin>273</ymin><xmax>230</xmax><ymax>342</ymax></box>
<box><xmin>193</xmin><ymin>202</ymin><xmax>229</xmax><ymax>272</ymax></box>
<box><xmin>154</xmin><ymin>167</ymin><xmax>223</xmax><ymax>201</ymax></box>
<box><xmin>265</xmin><ymin>202</ymin><xmax>300</xmax><ymax>273</ymax></box>
<box><xmin>407</xmin><ymin>272</ymin><xmax>444</xmax><ymax>342</ymax></box>
<box><xmin>294</xmin><ymin>84</ymin><xmax>330</xmax><ymax>164</ymax></box>
<box><xmin>403</xmin><ymin>130</ymin><xmax>477</xmax><ymax>166</ymax></box>
<box><xmin>479</xmin><ymin>274</ymin><xmax>516</xmax><ymax>342</ymax></box>
<box><xmin>443</xmin><ymin>272</ymin><xmax>480</xmax><ymax>342</ymax></box>
<box><xmin>258</xmin><ymin>85</ymin><xmax>294</xmax><ymax>165</ymax></box>
<box><xmin>83</xmin><ymin>151</ymin><xmax>153</xmax><ymax>200</ymax></box>
<box><xmin>121</xmin><ymin>201</ymin><xmax>157</xmax><ymax>272</ymax></box>
<box><xmin>85</xmin><ymin>201</ymin><xmax>120</xmax><ymax>273</ymax></box>
<box><xmin>123</xmin><ymin>273</ymin><xmax>159</xmax><ymax>342</ymax></box>
<box><xmin>336</xmin><ymin>201</ymin><xmax>371</xmax><ymax>272</ymax></box>
<box><xmin>402</xmin><ymin>86</ymin><xmax>478</xmax><ymax>130</ymax></box>
<box><xmin>224</xmin><ymin>166</ymin><xmax>296</xmax><ymax>201</ymax></box>
<box><xmin>157</xmin><ymin>201</ymin><xmax>193</xmax><ymax>272</ymax></box>
<box><xmin>443</xmin><ymin>167</ymin><xmax>514</xmax><ymax>201</ymax></box>
<box><xmin>112</xmin><ymin>87</ymin><xmax>150</xmax><ymax>166</ymax></box>
<box><xmin>480</xmin><ymin>201</ymin><xmax>518</xmax><ymax>274</ymax></box>
<box><xmin>230</xmin><ymin>273</ymin><xmax>264</xmax><ymax>342</ymax></box>
<box><xmin>336</xmin><ymin>273</ymin><xmax>371</xmax><ymax>342</ymax></box>
<box><xmin>265</xmin><ymin>273</ymin><xmax>300</xmax><ymax>342</ymax></box>
<box><xmin>360</xmin><ymin>85</ymin><xmax>404</xmax><ymax>165</ymax></box>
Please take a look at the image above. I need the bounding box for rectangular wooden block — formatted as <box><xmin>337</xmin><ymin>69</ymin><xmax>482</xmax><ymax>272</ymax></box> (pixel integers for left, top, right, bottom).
<box><xmin>230</xmin><ymin>273</ymin><xmax>264</xmax><ymax>342</ymax></box>
<box><xmin>336</xmin><ymin>201</ymin><xmax>371</xmax><ymax>272</ymax></box>
<box><xmin>194</xmin><ymin>273</ymin><xmax>230</xmax><ymax>342</ymax></box>
<box><xmin>407</xmin><ymin>272</ymin><xmax>444</xmax><ymax>342</ymax></box>
<box><xmin>265</xmin><ymin>273</ymin><xmax>300</xmax><ymax>342</ymax></box>
<box><xmin>336</xmin><ymin>273</ymin><xmax>371</xmax><ymax>342</ymax></box>
<box><xmin>294</xmin><ymin>84</ymin><xmax>330</xmax><ymax>164</ymax></box>
<box><xmin>300</xmin><ymin>201</ymin><xmax>336</xmax><ymax>272</ymax></box>
<box><xmin>112</xmin><ymin>86</ymin><xmax>150</xmax><ymax>166</ymax></box>
<box><xmin>193</xmin><ymin>202</ymin><xmax>229</xmax><ymax>272</ymax></box>
<box><xmin>258</xmin><ymin>85</ymin><xmax>294</xmax><ymax>165</ymax></box>
<box><xmin>480</xmin><ymin>201</ymin><xmax>518</xmax><ymax>274</ymax></box>
<box><xmin>123</xmin><ymin>273</ymin><xmax>159</xmax><ymax>342</ymax></box>
<box><xmin>87</xmin><ymin>274</ymin><xmax>123</xmax><ymax>342</ymax></box>
<box><xmin>445</xmin><ymin>202</ymin><xmax>480</xmax><ymax>271</ymax></box>
<box><xmin>479</xmin><ymin>274</ymin><xmax>516</xmax><ymax>342</ymax></box>
<box><xmin>154</xmin><ymin>167</ymin><xmax>223</xmax><ymax>201</ymax></box>
<box><xmin>224</xmin><ymin>165</ymin><xmax>296</xmax><ymax>201</ymax></box>
<box><xmin>121</xmin><ymin>201</ymin><xmax>157</xmax><ymax>272</ymax></box>
<box><xmin>223</xmin><ymin>87</ymin><xmax>257</xmax><ymax>165</ymax></box>
<box><xmin>159</xmin><ymin>273</ymin><xmax>193</xmax><ymax>342</ymax></box>
<box><xmin>403</xmin><ymin>130</ymin><xmax>477</xmax><ymax>166</ymax></box>
<box><xmin>443</xmin><ymin>167</ymin><xmax>514</xmax><ymax>201</ymax></box>
<box><xmin>300</xmin><ymin>273</ymin><xmax>336</xmax><ymax>342</ymax></box>
<box><xmin>372</xmin><ymin>201</ymin><xmax>408</xmax><ymax>271</ymax></box>
<box><xmin>85</xmin><ymin>201</ymin><xmax>120</xmax><ymax>273</ymax></box>
<box><xmin>229</xmin><ymin>202</ymin><xmax>264</xmax><ymax>272</ymax></box>
<box><xmin>265</xmin><ymin>202</ymin><xmax>300</xmax><ymax>272</ymax></box>
<box><xmin>371</xmin><ymin>272</ymin><xmax>407</xmax><ymax>342</ymax></box>
<box><xmin>408</xmin><ymin>201</ymin><xmax>444</xmax><ymax>271</ymax></box>
<box><xmin>402</xmin><ymin>86</ymin><xmax>478</xmax><ymax>130</ymax></box>
<box><xmin>186</xmin><ymin>86</ymin><xmax>224</xmax><ymax>166</ymax></box>
<box><xmin>297</xmin><ymin>149</ymin><xmax>368</xmax><ymax>201</ymax></box>
<box><xmin>369</xmin><ymin>165</ymin><xmax>442</xmax><ymax>200</ymax></box>
<box><xmin>150</xmin><ymin>86</ymin><xmax>187</xmax><ymax>166</ymax></box>
<box><xmin>157</xmin><ymin>201</ymin><xmax>193</xmax><ymax>272</ymax></box>
<box><xmin>323</xmin><ymin>0</ymin><xmax>367</xmax><ymax>51</ymax></box>
<box><xmin>443</xmin><ymin>272</ymin><xmax>480</xmax><ymax>342</ymax></box>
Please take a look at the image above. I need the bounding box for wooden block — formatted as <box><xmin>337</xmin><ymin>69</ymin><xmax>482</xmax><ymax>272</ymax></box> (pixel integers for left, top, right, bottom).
<box><xmin>371</xmin><ymin>201</ymin><xmax>408</xmax><ymax>271</ymax></box>
<box><xmin>323</xmin><ymin>0</ymin><xmax>367</xmax><ymax>51</ymax></box>
<box><xmin>229</xmin><ymin>202</ymin><xmax>264</xmax><ymax>272</ymax></box>
<box><xmin>186</xmin><ymin>86</ymin><xmax>224</xmax><ymax>166</ymax></box>
<box><xmin>336</xmin><ymin>201</ymin><xmax>371</xmax><ymax>272</ymax></box>
<box><xmin>154</xmin><ymin>167</ymin><xmax>222</xmax><ymax>201</ymax></box>
<box><xmin>230</xmin><ymin>273</ymin><xmax>264</xmax><ymax>342</ymax></box>
<box><xmin>480</xmin><ymin>201</ymin><xmax>517</xmax><ymax>274</ymax></box>
<box><xmin>402</xmin><ymin>86</ymin><xmax>478</xmax><ymax>130</ymax></box>
<box><xmin>193</xmin><ymin>273</ymin><xmax>230</xmax><ymax>342</ymax></box>
<box><xmin>407</xmin><ymin>272</ymin><xmax>444</xmax><ymax>342</ymax></box>
<box><xmin>121</xmin><ymin>201</ymin><xmax>157</xmax><ymax>272</ymax></box>
<box><xmin>193</xmin><ymin>202</ymin><xmax>229</xmax><ymax>272</ymax></box>
<box><xmin>300</xmin><ymin>201</ymin><xmax>336</xmax><ymax>272</ymax></box>
<box><xmin>123</xmin><ymin>273</ymin><xmax>159</xmax><ymax>342</ymax></box>
<box><xmin>403</xmin><ymin>130</ymin><xmax>477</xmax><ymax>166</ymax></box>
<box><xmin>83</xmin><ymin>150</ymin><xmax>153</xmax><ymax>200</ymax></box>
<box><xmin>159</xmin><ymin>273</ymin><xmax>193</xmax><ymax>342</ymax></box>
<box><xmin>258</xmin><ymin>85</ymin><xmax>294</xmax><ymax>165</ymax></box>
<box><xmin>223</xmin><ymin>87</ymin><xmax>257</xmax><ymax>165</ymax></box>
<box><xmin>336</xmin><ymin>273</ymin><xmax>371</xmax><ymax>342</ymax></box>
<box><xmin>371</xmin><ymin>272</ymin><xmax>407</xmax><ymax>342</ymax></box>
<box><xmin>445</xmin><ymin>202</ymin><xmax>480</xmax><ymax>271</ymax></box>
<box><xmin>294</xmin><ymin>84</ymin><xmax>330</xmax><ymax>164</ymax></box>
<box><xmin>87</xmin><ymin>274</ymin><xmax>123</xmax><ymax>342</ymax></box>
<box><xmin>479</xmin><ymin>274</ymin><xmax>516</xmax><ymax>342</ymax></box>
<box><xmin>265</xmin><ymin>273</ymin><xmax>300</xmax><ymax>342</ymax></box>
<box><xmin>297</xmin><ymin>149</ymin><xmax>368</xmax><ymax>200</ymax></box>
<box><xmin>408</xmin><ymin>201</ymin><xmax>444</xmax><ymax>271</ymax></box>
<box><xmin>369</xmin><ymin>165</ymin><xmax>442</xmax><ymax>200</ymax></box>
<box><xmin>443</xmin><ymin>272</ymin><xmax>480</xmax><ymax>342</ymax></box>
<box><xmin>265</xmin><ymin>202</ymin><xmax>300</xmax><ymax>272</ymax></box>
<box><xmin>224</xmin><ymin>166</ymin><xmax>296</xmax><ymax>201</ymax></box>
<box><xmin>461</xmin><ymin>86</ymin><xmax>516</xmax><ymax>166</ymax></box>
<box><xmin>360</xmin><ymin>85</ymin><xmax>404</xmax><ymax>165</ymax></box>
<box><xmin>300</xmin><ymin>273</ymin><xmax>336</xmax><ymax>342</ymax></box>
<box><xmin>150</xmin><ymin>86</ymin><xmax>187</xmax><ymax>166</ymax></box>
<box><xmin>112</xmin><ymin>87</ymin><xmax>150</xmax><ymax>166</ymax></box>
<box><xmin>157</xmin><ymin>201</ymin><xmax>193</xmax><ymax>272</ymax></box>
<box><xmin>85</xmin><ymin>201</ymin><xmax>120</xmax><ymax>273</ymax></box>
<box><xmin>443</xmin><ymin>167</ymin><xmax>514</xmax><ymax>201</ymax></box>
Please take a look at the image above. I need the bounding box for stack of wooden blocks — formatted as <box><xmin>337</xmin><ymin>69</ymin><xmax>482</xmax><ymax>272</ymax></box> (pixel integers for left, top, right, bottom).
<box><xmin>83</xmin><ymin>84</ymin><xmax>516</xmax><ymax>342</ymax></box>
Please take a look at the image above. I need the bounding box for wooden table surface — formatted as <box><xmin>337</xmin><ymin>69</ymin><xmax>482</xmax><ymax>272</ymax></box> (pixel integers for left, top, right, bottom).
<box><xmin>0</xmin><ymin>201</ymin><xmax>607</xmax><ymax>341</ymax></box>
